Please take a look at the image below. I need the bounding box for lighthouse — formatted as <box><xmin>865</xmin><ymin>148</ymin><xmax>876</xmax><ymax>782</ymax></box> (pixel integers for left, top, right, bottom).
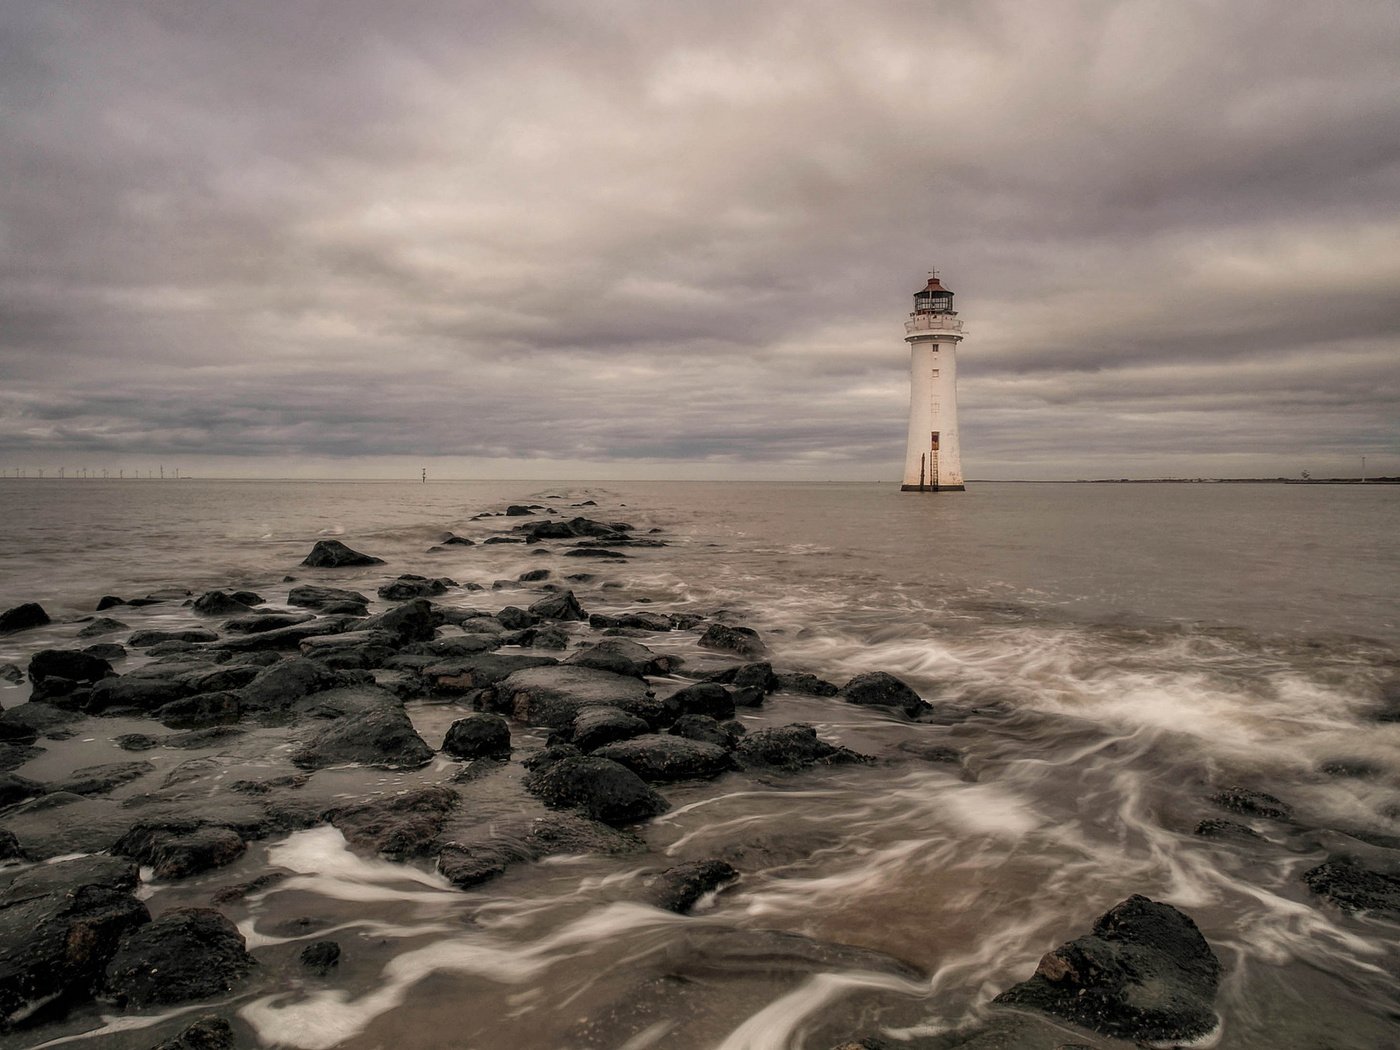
<box><xmin>901</xmin><ymin>271</ymin><xmax>967</xmax><ymax>491</ymax></box>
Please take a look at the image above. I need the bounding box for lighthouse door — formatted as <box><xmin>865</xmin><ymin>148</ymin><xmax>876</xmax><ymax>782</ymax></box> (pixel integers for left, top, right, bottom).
<box><xmin>929</xmin><ymin>432</ymin><xmax>940</xmax><ymax>487</ymax></box>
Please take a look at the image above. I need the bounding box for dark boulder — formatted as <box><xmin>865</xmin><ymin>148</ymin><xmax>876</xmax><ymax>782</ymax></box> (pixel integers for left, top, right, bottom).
<box><xmin>993</xmin><ymin>894</ymin><xmax>1221</xmax><ymax>1043</ymax></box>
<box><xmin>292</xmin><ymin>703</ymin><xmax>434</xmax><ymax>770</ymax></box>
<box><xmin>113</xmin><ymin>823</ymin><xmax>246</xmax><ymax>880</ymax></box>
<box><xmin>564</xmin><ymin>547</ymin><xmax>627</xmax><ymax>560</ymax></box>
<box><xmin>641</xmin><ymin>859</ymin><xmax>739</xmax><ymax>914</ymax></box>
<box><xmin>1194</xmin><ymin>818</ymin><xmax>1263</xmax><ymax>842</ymax></box>
<box><xmin>192</xmin><ymin>590</ymin><xmax>256</xmax><ymax>616</ymax></box>
<box><xmin>323</xmin><ymin>786</ymin><xmax>459</xmax><ymax>858</ymax></box>
<box><xmin>663</xmin><ymin>683</ymin><xmax>736</xmax><ymax>721</ymax></box>
<box><xmin>222</xmin><ymin>611</ymin><xmax>315</xmax><ymax>634</ymax></box>
<box><xmin>528</xmin><ymin>590</ymin><xmax>587</xmax><ymax>622</ymax></box>
<box><xmin>592</xmin><ymin>734</ymin><xmax>734</xmax><ymax>783</ymax></box>
<box><xmin>28</xmin><ymin>649</ymin><xmax>114</xmax><ymax>688</ymax></box>
<box><xmin>154</xmin><ymin>691</ymin><xmax>243</xmax><ymax>729</ymax></box>
<box><xmin>705</xmin><ymin>661</ymin><xmax>779</xmax><ymax>693</ymax></box>
<box><xmin>518</xmin><ymin>568</ymin><xmax>551</xmax><ymax>582</ymax></box>
<box><xmin>95</xmin><ymin>596</ymin><xmax>127</xmax><ymax>611</ymax></box>
<box><xmin>148</xmin><ymin>1015</ymin><xmax>234</xmax><ymax>1050</ymax></box>
<box><xmin>0</xmin><ymin>772</ymin><xmax>44</xmax><ymax>807</ymax></box>
<box><xmin>589</xmin><ymin>611</ymin><xmax>673</xmax><ymax>632</ymax></box>
<box><xmin>77</xmin><ymin>617</ymin><xmax>128</xmax><ymax>639</ymax></box>
<box><xmin>361</xmin><ymin>598</ymin><xmax>441</xmax><ymax>645</ymax></box>
<box><xmin>564</xmin><ymin>646</ymin><xmax>647</xmax><ymax>680</ymax></box>
<box><xmin>240</xmin><ymin>658</ymin><xmax>360</xmax><ymax>712</ymax></box>
<box><xmin>82</xmin><ymin>642</ymin><xmax>126</xmax><ymax>663</ymax></box>
<box><xmin>127</xmin><ymin>628</ymin><xmax>219</xmax><ymax>648</ymax></box>
<box><xmin>505</xmin><ymin>505</ymin><xmax>534</xmax><ymax>516</ymax></box>
<box><xmin>437</xmin><ymin>813</ymin><xmax>642</xmax><ymax>889</ymax></box>
<box><xmin>104</xmin><ymin>908</ymin><xmax>253</xmax><ymax>1007</ymax></box>
<box><xmin>670</xmin><ymin>714</ymin><xmax>745</xmax><ymax>750</ymax></box>
<box><xmin>517</xmin><ymin>516</ymin><xmax>629</xmax><ymax>541</ymax></box>
<box><xmin>496</xmin><ymin>606</ymin><xmax>538</xmax><ymax>630</ymax></box>
<box><xmin>698</xmin><ymin>623</ymin><xmax>767</xmax><ymax>657</ymax></box>
<box><xmin>737</xmin><ymin>724</ymin><xmax>868</xmax><ymax>772</ymax></box>
<box><xmin>0</xmin><ymin>603</ymin><xmax>49</xmax><ymax>635</ymax></box>
<box><xmin>570</xmin><ymin>706</ymin><xmax>650</xmax><ymax>752</ymax></box>
<box><xmin>86</xmin><ymin>675</ymin><xmax>192</xmax><ymax>714</ymax></box>
<box><xmin>54</xmin><ymin>761</ymin><xmax>154</xmax><ymax>796</ymax></box>
<box><xmin>438</xmin><ymin>534</ymin><xmax>475</xmax><ymax>547</ymax></box>
<box><xmin>420</xmin><ymin>653</ymin><xmax>558</xmax><ymax>695</ymax></box>
<box><xmin>838</xmin><ymin>671</ymin><xmax>928</xmax><ymax>718</ymax></box>
<box><xmin>0</xmin><ymin>665</ymin><xmax>20</xmax><ymax>685</ymax></box>
<box><xmin>522</xmin><ymin>626</ymin><xmax>569</xmax><ymax>650</ymax></box>
<box><xmin>524</xmin><ymin>755</ymin><xmax>669</xmax><ymax>826</ymax></box>
<box><xmin>776</xmin><ymin>671</ymin><xmax>839</xmax><ymax>697</ymax></box>
<box><xmin>442</xmin><ymin>713</ymin><xmax>511</xmax><ymax>759</ymax></box>
<box><xmin>493</xmin><ymin>665</ymin><xmax>660</xmax><ymax>729</ymax></box>
<box><xmin>214</xmin><ymin>618</ymin><xmax>359</xmax><ymax>653</ymax></box>
<box><xmin>1302</xmin><ymin>859</ymin><xmax>1400</xmax><ymax>915</ymax></box>
<box><xmin>300</xmin><ymin>941</ymin><xmax>341</xmax><ymax>976</ymax></box>
<box><xmin>0</xmin><ymin>829</ymin><xmax>20</xmax><ymax>861</ymax></box>
<box><xmin>300</xmin><ymin>540</ymin><xmax>385</xmax><ymax>568</ymax></box>
<box><xmin>378</xmin><ymin>575</ymin><xmax>450</xmax><ymax>601</ymax></box>
<box><xmin>287</xmin><ymin>584</ymin><xmax>370</xmax><ymax>610</ymax></box>
<box><xmin>0</xmin><ymin>855</ymin><xmax>149</xmax><ymax>1026</ymax></box>
<box><xmin>1208</xmin><ymin>787</ymin><xmax>1291</xmax><ymax>820</ymax></box>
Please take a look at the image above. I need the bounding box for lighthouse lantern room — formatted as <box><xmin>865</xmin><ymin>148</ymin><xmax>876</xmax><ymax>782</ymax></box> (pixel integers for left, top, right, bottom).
<box><xmin>901</xmin><ymin>271</ymin><xmax>967</xmax><ymax>491</ymax></box>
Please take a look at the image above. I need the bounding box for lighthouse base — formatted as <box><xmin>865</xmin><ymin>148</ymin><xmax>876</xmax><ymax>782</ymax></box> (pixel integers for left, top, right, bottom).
<box><xmin>900</xmin><ymin>484</ymin><xmax>966</xmax><ymax>492</ymax></box>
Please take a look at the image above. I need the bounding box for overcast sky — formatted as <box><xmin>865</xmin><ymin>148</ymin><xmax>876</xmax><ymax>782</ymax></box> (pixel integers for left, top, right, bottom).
<box><xmin>2</xmin><ymin>1</ymin><xmax>1397</xmax><ymax>481</ymax></box>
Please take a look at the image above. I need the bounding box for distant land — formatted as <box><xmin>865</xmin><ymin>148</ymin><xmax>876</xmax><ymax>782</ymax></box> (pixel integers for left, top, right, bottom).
<box><xmin>986</xmin><ymin>477</ymin><xmax>1400</xmax><ymax>485</ymax></box>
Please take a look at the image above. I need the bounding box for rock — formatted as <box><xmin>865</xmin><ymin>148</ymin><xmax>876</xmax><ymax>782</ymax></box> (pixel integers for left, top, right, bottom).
<box><xmin>564</xmin><ymin>646</ymin><xmax>647</xmax><ymax>680</ymax></box>
<box><xmin>506</xmin><ymin>505</ymin><xmax>534</xmax><ymax>516</ymax></box>
<box><xmin>589</xmin><ymin>611</ymin><xmax>673</xmax><ymax>632</ymax></box>
<box><xmin>482</xmin><ymin>536</ymin><xmax>524</xmax><ymax>545</ymax></box>
<box><xmin>0</xmin><ymin>829</ymin><xmax>20</xmax><ymax>860</ymax></box>
<box><xmin>212</xmin><ymin>618</ymin><xmax>358</xmax><ymax>653</ymax></box>
<box><xmin>113</xmin><ymin>823</ymin><xmax>247</xmax><ymax>880</ymax></box>
<box><xmin>127</xmin><ymin>628</ymin><xmax>219</xmax><ymax>648</ymax></box>
<box><xmin>838</xmin><ymin>671</ymin><xmax>928</xmax><ymax>718</ymax></box>
<box><xmin>518</xmin><ymin>568</ymin><xmax>551</xmax><ymax>582</ymax></box>
<box><xmin>0</xmin><ymin>701</ymin><xmax>81</xmax><ymax>740</ymax></box>
<box><xmin>592</xmin><ymin>731</ymin><xmax>735</xmax><ymax>783</ymax></box>
<box><xmin>670</xmin><ymin>714</ymin><xmax>744</xmax><ymax>750</ymax></box>
<box><xmin>517</xmin><ymin>516</ymin><xmax>629</xmax><ymax>541</ymax></box>
<box><xmin>775</xmin><ymin>671</ymin><xmax>839</xmax><ymax>697</ymax></box>
<box><xmin>86</xmin><ymin>675</ymin><xmax>191</xmax><ymax>714</ymax></box>
<box><xmin>564</xmin><ymin>547</ymin><xmax>627</xmax><ymax>560</ymax></box>
<box><xmin>496</xmin><ymin>606</ymin><xmax>538</xmax><ymax>630</ymax></box>
<box><xmin>0</xmin><ymin>746</ymin><xmax>38</xmax><ymax>774</ymax></box>
<box><xmin>82</xmin><ymin>642</ymin><xmax>127</xmax><ymax>662</ymax></box>
<box><xmin>222</xmin><ymin>611</ymin><xmax>315</xmax><ymax>634</ymax></box>
<box><xmin>1302</xmin><ymin>859</ymin><xmax>1400</xmax><ymax>914</ymax></box>
<box><xmin>0</xmin><ymin>773</ymin><xmax>44</xmax><ymax>807</ymax></box>
<box><xmin>993</xmin><ymin>894</ymin><xmax>1222</xmax><ymax>1043</ymax></box>
<box><xmin>300</xmin><ymin>540</ymin><xmax>385</xmax><ymax>568</ymax></box>
<box><xmin>104</xmin><ymin>908</ymin><xmax>252</xmax><ymax>1007</ymax></box>
<box><xmin>323</xmin><ymin>786</ymin><xmax>459</xmax><ymax>858</ymax></box>
<box><xmin>1208</xmin><ymin>787</ymin><xmax>1291</xmax><ymax>820</ymax></box>
<box><xmin>287</xmin><ymin>584</ymin><xmax>370</xmax><ymax>610</ymax></box>
<box><xmin>0</xmin><ymin>665</ymin><xmax>21</xmax><ymax>685</ymax></box>
<box><xmin>737</xmin><ymin>724</ymin><xmax>868</xmax><ymax>772</ymax></box>
<box><xmin>0</xmin><ymin>719</ymin><xmax>38</xmax><ymax>747</ymax></box>
<box><xmin>154</xmin><ymin>691</ymin><xmax>243</xmax><ymax>729</ymax></box>
<box><xmin>642</xmin><ymin>859</ymin><xmax>739</xmax><ymax>913</ymax></box>
<box><xmin>570</xmin><ymin>706</ymin><xmax>651</xmax><ymax>752</ymax></box>
<box><xmin>95</xmin><ymin>596</ymin><xmax>127</xmax><ymax>611</ymax></box>
<box><xmin>524</xmin><ymin>755</ymin><xmax>670</xmax><ymax>826</ymax></box>
<box><xmin>1194</xmin><ymin>818</ymin><xmax>1263</xmax><ymax>841</ymax></box>
<box><xmin>77</xmin><ymin>617</ymin><xmax>128</xmax><ymax>639</ymax></box>
<box><xmin>442</xmin><ymin>713</ymin><xmax>511</xmax><ymax>759</ymax></box>
<box><xmin>148</xmin><ymin>1015</ymin><xmax>234</xmax><ymax>1050</ymax></box>
<box><xmin>0</xmin><ymin>855</ymin><xmax>149</xmax><ymax>1026</ymax></box>
<box><xmin>420</xmin><ymin>653</ymin><xmax>559</xmax><ymax>695</ymax></box>
<box><xmin>705</xmin><ymin>661</ymin><xmax>779</xmax><ymax>693</ymax></box>
<box><xmin>437</xmin><ymin>813</ymin><xmax>642</xmax><ymax>889</ymax></box>
<box><xmin>438</xmin><ymin>534</ymin><xmax>475</xmax><ymax>547</ymax></box>
<box><xmin>300</xmin><ymin>941</ymin><xmax>341</xmax><ymax>975</ymax></box>
<box><xmin>192</xmin><ymin>590</ymin><xmax>256</xmax><ymax>616</ymax></box>
<box><xmin>896</xmin><ymin>740</ymin><xmax>963</xmax><ymax>765</ymax></box>
<box><xmin>361</xmin><ymin>598</ymin><xmax>441</xmax><ymax>645</ymax></box>
<box><xmin>54</xmin><ymin>761</ymin><xmax>154</xmax><ymax>796</ymax></box>
<box><xmin>28</xmin><ymin>649</ymin><xmax>114</xmax><ymax>689</ymax></box>
<box><xmin>523</xmin><ymin>626</ymin><xmax>569</xmax><ymax>650</ymax></box>
<box><xmin>115</xmin><ymin>733</ymin><xmax>159</xmax><ymax>751</ymax></box>
<box><xmin>528</xmin><ymin>590</ymin><xmax>587</xmax><ymax>622</ymax></box>
<box><xmin>240</xmin><ymin>658</ymin><xmax>361</xmax><ymax>712</ymax></box>
<box><xmin>0</xmin><ymin>603</ymin><xmax>50</xmax><ymax>635</ymax></box>
<box><xmin>663</xmin><ymin>683</ymin><xmax>736</xmax><ymax>721</ymax></box>
<box><xmin>697</xmin><ymin>623</ymin><xmax>767</xmax><ymax>657</ymax></box>
<box><xmin>292</xmin><ymin>703</ymin><xmax>434</xmax><ymax>770</ymax></box>
<box><xmin>164</xmin><ymin>726</ymin><xmax>245</xmax><ymax>749</ymax></box>
<box><xmin>494</xmin><ymin>665</ymin><xmax>660</xmax><ymax>729</ymax></box>
<box><xmin>378</xmin><ymin>575</ymin><xmax>450</xmax><ymax>601</ymax></box>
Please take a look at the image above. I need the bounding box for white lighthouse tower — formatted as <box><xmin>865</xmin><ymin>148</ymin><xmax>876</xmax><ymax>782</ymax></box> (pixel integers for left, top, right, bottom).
<box><xmin>901</xmin><ymin>271</ymin><xmax>967</xmax><ymax>491</ymax></box>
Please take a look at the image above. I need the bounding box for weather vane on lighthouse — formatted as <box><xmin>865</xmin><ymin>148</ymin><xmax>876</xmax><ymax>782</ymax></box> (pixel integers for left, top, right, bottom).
<box><xmin>901</xmin><ymin>269</ymin><xmax>967</xmax><ymax>492</ymax></box>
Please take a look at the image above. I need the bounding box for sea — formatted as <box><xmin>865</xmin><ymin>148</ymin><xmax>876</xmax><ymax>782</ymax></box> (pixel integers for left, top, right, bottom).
<box><xmin>0</xmin><ymin>479</ymin><xmax>1397</xmax><ymax>1049</ymax></box>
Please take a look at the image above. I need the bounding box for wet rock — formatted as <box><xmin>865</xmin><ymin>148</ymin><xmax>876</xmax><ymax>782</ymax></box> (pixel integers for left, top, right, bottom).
<box><xmin>0</xmin><ymin>829</ymin><xmax>20</xmax><ymax>860</ymax></box>
<box><xmin>300</xmin><ymin>941</ymin><xmax>340</xmax><ymax>975</ymax></box>
<box><xmin>1194</xmin><ymin>818</ymin><xmax>1263</xmax><ymax>842</ymax></box>
<box><xmin>0</xmin><ymin>665</ymin><xmax>21</xmax><ymax>684</ymax></box>
<box><xmin>0</xmin><ymin>603</ymin><xmax>50</xmax><ymax>635</ymax></box>
<box><xmin>300</xmin><ymin>540</ymin><xmax>385</xmax><ymax>568</ymax></box>
<box><xmin>113</xmin><ymin>822</ymin><xmax>246</xmax><ymax>880</ymax></box>
<box><xmin>705</xmin><ymin>661</ymin><xmax>779</xmax><ymax>693</ymax></box>
<box><xmin>239</xmin><ymin>658</ymin><xmax>362</xmax><ymax>712</ymax></box>
<box><xmin>95</xmin><ymin>596</ymin><xmax>127</xmax><ymax>611</ymax></box>
<box><xmin>420</xmin><ymin>653</ymin><xmax>558</xmax><ymax>695</ymax></box>
<box><xmin>323</xmin><ymin>786</ymin><xmax>459</xmax><ymax>858</ymax></box>
<box><xmin>54</xmin><ymin>762</ymin><xmax>154</xmax><ymax>796</ymax></box>
<box><xmin>104</xmin><ymin>907</ymin><xmax>253</xmax><ymax>1007</ymax></box>
<box><xmin>154</xmin><ymin>691</ymin><xmax>243</xmax><ymax>729</ymax></box>
<box><xmin>86</xmin><ymin>675</ymin><xmax>191</xmax><ymax>714</ymax></box>
<box><xmin>127</xmin><ymin>628</ymin><xmax>219</xmax><ymax>648</ymax></box>
<box><xmin>993</xmin><ymin>894</ymin><xmax>1221</xmax><ymax>1044</ymax></box>
<box><xmin>518</xmin><ymin>568</ymin><xmax>551</xmax><ymax>582</ymax></box>
<box><xmin>287</xmin><ymin>584</ymin><xmax>370</xmax><ymax>611</ymax></box>
<box><xmin>896</xmin><ymin>740</ymin><xmax>964</xmax><ymax>764</ymax></box>
<box><xmin>524</xmin><ymin>755</ymin><xmax>669</xmax><ymax>826</ymax></box>
<box><xmin>361</xmin><ymin>598</ymin><xmax>441</xmax><ymax>645</ymax></box>
<box><xmin>437</xmin><ymin>815</ymin><xmax>643</xmax><ymax>889</ymax></box>
<box><xmin>77</xmin><ymin>617</ymin><xmax>128</xmax><ymax>639</ymax></box>
<box><xmin>663</xmin><ymin>682</ymin><xmax>736</xmax><ymax>721</ymax></box>
<box><xmin>82</xmin><ymin>642</ymin><xmax>127</xmax><ymax>663</ymax></box>
<box><xmin>517</xmin><ymin>516</ymin><xmax>630</xmax><ymax>541</ymax></box>
<box><xmin>215</xmin><ymin>618</ymin><xmax>358</xmax><ymax>653</ymax></box>
<box><xmin>378</xmin><ymin>575</ymin><xmax>450</xmax><ymax>601</ymax></box>
<box><xmin>522</xmin><ymin>626</ymin><xmax>569</xmax><ymax>649</ymax></box>
<box><xmin>442</xmin><ymin>713</ymin><xmax>512</xmax><ymax>759</ymax></box>
<box><xmin>0</xmin><ymin>855</ymin><xmax>149</xmax><ymax>1026</ymax></box>
<box><xmin>177</xmin><ymin>664</ymin><xmax>262</xmax><ymax>693</ymax></box>
<box><xmin>0</xmin><ymin>719</ymin><xmax>38</xmax><ymax>747</ymax></box>
<box><xmin>28</xmin><ymin>649</ymin><xmax>114</xmax><ymax>692</ymax></box>
<box><xmin>192</xmin><ymin>590</ymin><xmax>257</xmax><ymax>616</ymax></box>
<box><xmin>292</xmin><ymin>702</ymin><xmax>434</xmax><ymax>770</ymax></box>
<box><xmin>588</xmin><ymin>611</ymin><xmax>673</xmax><ymax>632</ymax></box>
<box><xmin>438</xmin><ymin>533</ymin><xmax>475</xmax><ymax>547</ymax></box>
<box><xmin>494</xmin><ymin>665</ymin><xmax>660</xmax><ymax>729</ymax></box>
<box><xmin>115</xmin><ymin>734</ymin><xmax>160</xmax><ymax>752</ymax></box>
<box><xmin>670</xmin><ymin>714</ymin><xmax>745</xmax><ymax>750</ymax></box>
<box><xmin>570</xmin><ymin>706</ymin><xmax>650</xmax><ymax>752</ymax></box>
<box><xmin>1318</xmin><ymin>758</ymin><xmax>1383</xmax><ymax>779</ymax></box>
<box><xmin>1302</xmin><ymin>859</ymin><xmax>1400</xmax><ymax>915</ymax></box>
<box><xmin>1208</xmin><ymin>787</ymin><xmax>1291</xmax><ymax>820</ymax></box>
<box><xmin>528</xmin><ymin>590</ymin><xmax>587</xmax><ymax>622</ymax></box>
<box><xmin>0</xmin><ymin>773</ymin><xmax>44</xmax><ymax>807</ymax></box>
<box><xmin>838</xmin><ymin>671</ymin><xmax>929</xmax><ymax>718</ymax></box>
<box><xmin>506</xmin><ymin>505</ymin><xmax>534</xmax><ymax>516</ymax></box>
<box><xmin>564</xmin><ymin>646</ymin><xmax>647</xmax><ymax>679</ymax></box>
<box><xmin>737</xmin><ymin>724</ymin><xmax>868</xmax><ymax>772</ymax></box>
<box><xmin>0</xmin><ymin>701</ymin><xmax>82</xmax><ymax>740</ymax></box>
<box><xmin>222</xmin><ymin>611</ymin><xmax>315</xmax><ymax>634</ymax></box>
<box><xmin>593</xmin><ymin>734</ymin><xmax>734</xmax><ymax>783</ymax></box>
<box><xmin>564</xmin><ymin>548</ymin><xmax>627</xmax><ymax>560</ymax></box>
<box><xmin>148</xmin><ymin>1015</ymin><xmax>234</xmax><ymax>1050</ymax></box>
<box><xmin>776</xmin><ymin>671</ymin><xmax>839</xmax><ymax>697</ymax></box>
<box><xmin>483</xmin><ymin>536</ymin><xmax>524</xmax><ymax>545</ymax></box>
<box><xmin>0</xmin><ymin>746</ymin><xmax>38</xmax><ymax>774</ymax></box>
<box><xmin>642</xmin><ymin>859</ymin><xmax>739</xmax><ymax>913</ymax></box>
<box><xmin>698</xmin><ymin>623</ymin><xmax>767</xmax><ymax>658</ymax></box>
<box><xmin>496</xmin><ymin>606</ymin><xmax>538</xmax><ymax>630</ymax></box>
<box><xmin>164</xmin><ymin>726</ymin><xmax>245</xmax><ymax>748</ymax></box>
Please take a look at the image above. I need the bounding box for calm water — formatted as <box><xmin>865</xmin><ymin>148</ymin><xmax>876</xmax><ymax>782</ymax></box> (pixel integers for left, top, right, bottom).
<box><xmin>0</xmin><ymin>479</ymin><xmax>1398</xmax><ymax>1049</ymax></box>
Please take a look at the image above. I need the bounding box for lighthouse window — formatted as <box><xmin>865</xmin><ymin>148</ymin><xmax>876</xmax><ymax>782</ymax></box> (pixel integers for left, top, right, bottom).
<box><xmin>930</xmin><ymin>369</ymin><xmax>941</xmax><ymax>379</ymax></box>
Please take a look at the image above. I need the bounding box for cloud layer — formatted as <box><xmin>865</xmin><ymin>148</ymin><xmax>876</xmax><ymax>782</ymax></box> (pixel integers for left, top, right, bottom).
<box><xmin>2</xmin><ymin>1</ymin><xmax>1397</xmax><ymax>479</ymax></box>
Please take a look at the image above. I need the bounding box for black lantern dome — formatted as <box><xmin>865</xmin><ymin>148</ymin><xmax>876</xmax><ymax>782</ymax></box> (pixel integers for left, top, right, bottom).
<box><xmin>913</xmin><ymin>274</ymin><xmax>954</xmax><ymax>314</ymax></box>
